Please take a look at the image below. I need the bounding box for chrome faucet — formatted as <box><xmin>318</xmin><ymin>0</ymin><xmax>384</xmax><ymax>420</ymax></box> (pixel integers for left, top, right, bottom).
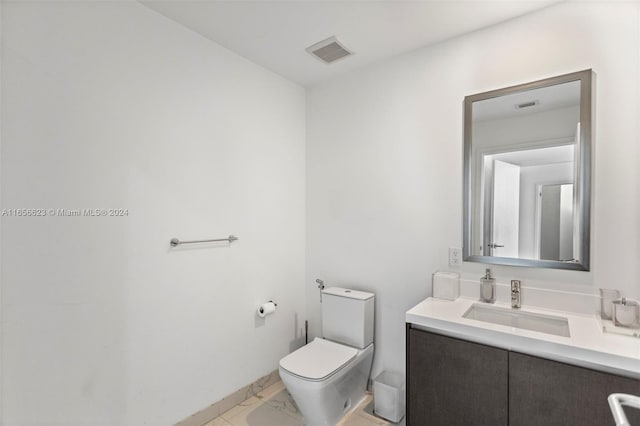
<box><xmin>511</xmin><ymin>280</ymin><xmax>522</xmax><ymax>309</ymax></box>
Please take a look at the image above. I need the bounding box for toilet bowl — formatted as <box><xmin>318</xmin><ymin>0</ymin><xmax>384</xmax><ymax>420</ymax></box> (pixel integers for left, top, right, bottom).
<box><xmin>279</xmin><ymin>338</ymin><xmax>374</xmax><ymax>426</ymax></box>
<box><xmin>279</xmin><ymin>287</ymin><xmax>375</xmax><ymax>426</ymax></box>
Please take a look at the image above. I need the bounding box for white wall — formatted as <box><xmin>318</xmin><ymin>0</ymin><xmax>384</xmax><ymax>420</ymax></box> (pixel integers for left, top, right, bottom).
<box><xmin>0</xmin><ymin>2</ymin><xmax>3</xmax><ymax>423</ymax></box>
<box><xmin>1</xmin><ymin>2</ymin><xmax>305</xmax><ymax>425</ymax></box>
<box><xmin>519</xmin><ymin>162</ymin><xmax>574</xmax><ymax>259</ymax></box>
<box><xmin>306</xmin><ymin>1</ymin><xmax>640</xmax><ymax>379</ymax></box>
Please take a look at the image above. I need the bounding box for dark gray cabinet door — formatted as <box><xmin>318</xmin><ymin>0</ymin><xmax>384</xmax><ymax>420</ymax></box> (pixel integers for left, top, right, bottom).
<box><xmin>407</xmin><ymin>327</ymin><xmax>508</xmax><ymax>426</ymax></box>
<box><xmin>509</xmin><ymin>351</ymin><xmax>640</xmax><ymax>426</ymax></box>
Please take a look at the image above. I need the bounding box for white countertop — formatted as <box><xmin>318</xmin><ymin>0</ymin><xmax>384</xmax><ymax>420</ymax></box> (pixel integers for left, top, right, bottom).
<box><xmin>406</xmin><ymin>297</ymin><xmax>640</xmax><ymax>379</ymax></box>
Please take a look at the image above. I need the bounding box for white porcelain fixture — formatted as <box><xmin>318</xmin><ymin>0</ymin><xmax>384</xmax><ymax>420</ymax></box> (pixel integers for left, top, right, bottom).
<box><xmin>279</xmin><ymin>287</ymin><xmax>375</xmax><ymax>426</ymax></box>
<box><xmin>463</xmin><ymin>303</ymin><xmax>570</xmax><ymax>337</ymax></box>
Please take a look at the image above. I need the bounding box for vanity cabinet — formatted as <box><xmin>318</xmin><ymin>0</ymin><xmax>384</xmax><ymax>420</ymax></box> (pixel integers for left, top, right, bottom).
<box><xmin>509</xmin><ymin>351</ymin><xmax>640</xmax><ymax>426</ymax></box>
<box><xmin>406</xmin><ymin>326</ymin><xmax>508</xmax><ymax>425</ymax></box>
<box><xmin>406</xmin><ymin>326</ymin><xmax>640</xmax><ymax>426</ymax></box>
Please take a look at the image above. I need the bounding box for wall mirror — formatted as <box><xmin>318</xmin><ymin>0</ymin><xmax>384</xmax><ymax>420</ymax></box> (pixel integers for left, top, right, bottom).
<box><xmin>463</xmin><ymin>70</ymin><xmax>592</xmax><ymax>271</ymax></box>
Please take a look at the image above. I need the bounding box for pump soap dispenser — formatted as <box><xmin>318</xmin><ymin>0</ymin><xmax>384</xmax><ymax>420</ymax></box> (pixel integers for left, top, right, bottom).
<box><xmin>480</xmin><ymin>268</ymin><xmax>496</xmax><ymax>303</ymax></box>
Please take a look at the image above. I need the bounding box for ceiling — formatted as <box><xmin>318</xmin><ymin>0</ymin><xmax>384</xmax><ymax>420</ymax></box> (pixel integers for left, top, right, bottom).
<box><xmin>473</xmin><ymin>80</ymin><xmax>580</xmax><ymax>122</ymax></box>
<box><xmin>141</xmin><ymin>1</ymin><xmax>559</xmax><ymax>87</ymax></box>
<box><xmin>490</xmin><ymin>145</ymin><xmax>574</xmax><ymax>167</ymax></box>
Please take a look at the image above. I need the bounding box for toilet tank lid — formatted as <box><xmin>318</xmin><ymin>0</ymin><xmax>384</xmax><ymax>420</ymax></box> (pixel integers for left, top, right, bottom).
<box><xmin>279</xmin><ymin>338</ymin><xmax>357</xmax><ymax>381</ymax></box>
<box><xmin>321</xmin><ymin>287</ymin><xmax>374</xmax><ymax>301</ymax></box>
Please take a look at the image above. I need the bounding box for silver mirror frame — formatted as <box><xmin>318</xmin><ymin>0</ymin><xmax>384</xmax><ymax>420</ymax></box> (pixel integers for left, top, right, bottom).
<box><xmin>463</xmin><ymin>70</ymin><xmax>592</xmax><ymax>271</ymax></box>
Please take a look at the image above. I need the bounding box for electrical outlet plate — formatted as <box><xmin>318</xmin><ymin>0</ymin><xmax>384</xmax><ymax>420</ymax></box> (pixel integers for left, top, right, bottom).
<box><xmin>449</xmin><ymin>247</ymin><xmax>462</xmax><ymax>267</ymax></box>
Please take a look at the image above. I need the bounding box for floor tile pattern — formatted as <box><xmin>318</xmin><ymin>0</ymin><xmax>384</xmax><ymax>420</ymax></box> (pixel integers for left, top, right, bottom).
<box><xmin>205</xmin><ymin>380</ymin><xmax>400</xmax><ymax>426</ymax></box>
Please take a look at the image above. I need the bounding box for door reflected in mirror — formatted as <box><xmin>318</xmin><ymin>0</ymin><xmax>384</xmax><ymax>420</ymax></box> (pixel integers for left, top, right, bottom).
<box><xmin>463</xmin><ymin>70</ymin><xmax>592</xmax><ymax>271</ymax></box>
<box><xmin>539</xmin><ymin>183</ymin><xmax>574</xmax><ymax>261</ymax></box>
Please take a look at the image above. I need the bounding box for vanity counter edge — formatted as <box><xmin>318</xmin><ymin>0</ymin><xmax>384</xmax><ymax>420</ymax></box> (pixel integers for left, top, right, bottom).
<box><xmin>406</xmin><ymin>297</ymin><xmax>640</xmax><ymax>379</ymax></box>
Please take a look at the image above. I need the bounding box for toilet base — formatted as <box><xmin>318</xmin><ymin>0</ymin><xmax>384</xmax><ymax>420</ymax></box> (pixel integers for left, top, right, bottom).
<box><xmin>279</xmin><ymin>343</ymin><xmax>374</xmax><ymax>426</ymax></box>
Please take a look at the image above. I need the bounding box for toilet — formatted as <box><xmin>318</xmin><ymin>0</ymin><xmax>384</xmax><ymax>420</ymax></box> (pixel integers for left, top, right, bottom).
<box><xmin>279</xmin><ymin>287</ymin><xmax>375</xmax><ymax>426</ymax></box>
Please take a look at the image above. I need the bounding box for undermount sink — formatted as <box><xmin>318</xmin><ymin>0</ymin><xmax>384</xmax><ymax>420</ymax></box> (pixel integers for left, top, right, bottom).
<box><xmin>463</xmin><ymin>303</ymin><xmax>570</xmax><ymax>337</ymax></box>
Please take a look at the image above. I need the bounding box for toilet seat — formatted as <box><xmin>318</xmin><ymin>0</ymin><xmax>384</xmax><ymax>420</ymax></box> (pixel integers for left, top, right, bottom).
<box><xmin>279</xmin><ymin>338</ymin><xmax>357</xmax><ymax>381</ymax></box>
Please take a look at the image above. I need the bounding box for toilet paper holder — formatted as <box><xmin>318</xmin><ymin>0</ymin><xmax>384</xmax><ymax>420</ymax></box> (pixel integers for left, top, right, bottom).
<box><xmin>258</xmin><ymin>300</ymin><xmax>278</xmax><ymax>318</ymax></box>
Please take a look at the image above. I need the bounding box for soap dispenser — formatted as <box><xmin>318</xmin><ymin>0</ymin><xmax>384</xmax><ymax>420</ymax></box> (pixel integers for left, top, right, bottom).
<box><xmin>480</xmin><ymin>268</ymin><xmax>496</xmax><ymax>303</ymax></box>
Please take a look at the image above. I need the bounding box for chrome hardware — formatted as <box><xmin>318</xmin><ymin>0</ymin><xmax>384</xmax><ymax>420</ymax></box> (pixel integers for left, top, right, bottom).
<box><xmin>488</xmin><ymin>243</ymin><xmax>505</xmax><ymax>248</ymax></box>
<box><xmin>170</xmin><ymin>235</ymin><xmax>238</xmax><ymax>247</ymax></box>
<box><xmin>316</xmin><ymin>279</ymin><xmax>325</xmax><ymax>303</ymax></box>
<box><xmin>608</xmin><ymin>393</ymin><xmax>640</xmax><ymax>426</ymax></box>
<box><xmin>511</xmin><ymin>280</ymin><xmax>522</xmax><ymax>309</ymax></box>
<box><xmin>480</xmin><ymin>269</ymin><xmax>495</xmax><ymax>304</ymax></box>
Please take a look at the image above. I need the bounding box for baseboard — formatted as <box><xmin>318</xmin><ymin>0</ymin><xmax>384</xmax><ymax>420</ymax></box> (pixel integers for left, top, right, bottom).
<box><xmin>175</xmin><ymin>369</ymin><xmax>281</xmax><ymax>426</ymax></box>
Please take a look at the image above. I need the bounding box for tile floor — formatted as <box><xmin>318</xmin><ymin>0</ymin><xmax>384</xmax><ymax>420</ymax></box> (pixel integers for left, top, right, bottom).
<box><xmin>204</xmin><ymin>380</ymin><xmax>400</xmax><ymax>426</ymax></box>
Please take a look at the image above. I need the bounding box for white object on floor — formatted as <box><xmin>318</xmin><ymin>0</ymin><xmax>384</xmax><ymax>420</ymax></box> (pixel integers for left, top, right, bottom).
<box><xmin>373</xmin><ymin>370</ymin><xmax>406</xmax><ymax>423</ymax></box>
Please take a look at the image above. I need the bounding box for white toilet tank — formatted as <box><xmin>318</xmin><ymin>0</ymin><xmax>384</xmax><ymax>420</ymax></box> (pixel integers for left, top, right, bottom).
<box><xmin>321</xmin><ymin>287</ymin><xmax>374</xmax><ymax>349</ymax></box>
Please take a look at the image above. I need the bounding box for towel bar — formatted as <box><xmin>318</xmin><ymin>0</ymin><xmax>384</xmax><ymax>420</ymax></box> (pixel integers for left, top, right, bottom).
<box><xmin>170</xmin><ymin>235</ymin><xmax>238</xmax><ymax>247</ymax></box>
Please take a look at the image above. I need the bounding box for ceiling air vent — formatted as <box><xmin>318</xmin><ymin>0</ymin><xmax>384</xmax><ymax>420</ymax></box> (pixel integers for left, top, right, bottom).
<box><xmin>515</xmin><ymin>100</ymin><xmax>539</xmax><ymax>110</ymax></box>
<box><xmin>306</xmin><ymin>36</ymin><xmax>353</xmax><ymax>64</ymax></box>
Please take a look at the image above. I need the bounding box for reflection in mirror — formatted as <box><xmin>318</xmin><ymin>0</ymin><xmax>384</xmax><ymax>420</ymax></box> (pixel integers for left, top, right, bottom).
<box><xmin>463</xmin><ymin>70</ymin><xmax>592</xmax><ymax>271</ymax></box>
<box><xmin>539</xmin><ymin>183</ymin><xmax>574</xmax><ymax>261</ymax></box>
